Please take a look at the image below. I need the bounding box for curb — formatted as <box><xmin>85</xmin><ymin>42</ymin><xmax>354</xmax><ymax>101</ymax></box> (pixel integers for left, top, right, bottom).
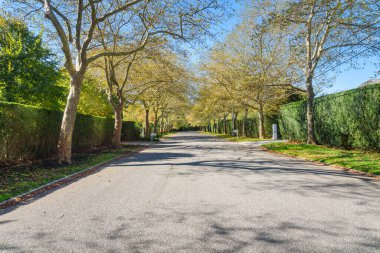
<box><xmin>0</xmin><ymin>146</ymin><xmax>147</xmax><ymax>209</ymax></box>
<box><xmin>260</xmin><ymin>146</ymin><xmax>380</xmax><ymax>181</ymax></box>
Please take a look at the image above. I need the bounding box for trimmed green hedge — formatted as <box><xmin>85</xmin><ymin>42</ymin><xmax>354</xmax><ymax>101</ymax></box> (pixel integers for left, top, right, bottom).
<box><xmin>121</xmin><ymin>121</ymin><xmax>141</xmax><ymax>141</ymax></box>
<box><xmin>206</xmin><ymin>115</ymin><xmax>278</xmax><ymax>138</ymax></box>
<box><xmin>279</xmin><ymin>84</ymin><xmax>380</xmax><ymax>150</ymax></box>
<box><xmin>0</xmin><ymin>101</ymin><xmax>140</xmax><ymax>165</ymax></box>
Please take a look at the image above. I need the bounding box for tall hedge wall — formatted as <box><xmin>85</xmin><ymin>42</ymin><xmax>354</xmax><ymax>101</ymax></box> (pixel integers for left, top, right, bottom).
<box><xmin>279</xmin><ymin>84</ymin><xmax>380</xmax><ymax>150</ymax></box>
<box><xmin>0</xmin><ymin>101</ymin><xmax>140</xmax><ymax>165</ymax></box>
<box><xmin>206</xmin><ymin>115</ymin><xmax>278</xmax><ymax>138</ymax></box>
<box><xmin>121</xmin><ymin>121</ymin><xmax>141</xmax><ymax>141</ymax></box>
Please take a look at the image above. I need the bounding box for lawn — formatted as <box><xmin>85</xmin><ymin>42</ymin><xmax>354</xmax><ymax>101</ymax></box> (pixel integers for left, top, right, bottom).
<box><xmin>262</xmin><ymin>142</ymin><xmax>380</xmax><ymax>176</ymax></box>
<box><xmin>0</xmin><ymin>145</ymin><xmax>139</xmax><ymax>203</ymax></box>
<box><xmin>202</xmin><ymin>132</ymin><xmax>270</xmax><ymax>142</ymax></box>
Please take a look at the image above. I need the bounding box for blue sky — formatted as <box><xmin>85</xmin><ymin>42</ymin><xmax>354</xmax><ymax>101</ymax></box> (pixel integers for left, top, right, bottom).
<box><xmin>1</xmin><ymin>0</ymin><xmax>378</xmax><ymax>94</ymax></box>
<box><xmin>324</xmin><ymin>59</ymin><xmax>379</xmax><ymax>93</ymax></box>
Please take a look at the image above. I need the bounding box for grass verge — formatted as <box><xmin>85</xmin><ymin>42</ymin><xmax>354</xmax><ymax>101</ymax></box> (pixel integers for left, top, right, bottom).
<box><xmin>202</xmin><ymin>131</ymin><xmax>270</xmax><ymax>142</ymax></box>
<box><xmin>160</xmin><ymin>132</ymin><xmax>175</xmax><ymax>138</ymax></box>
<box><xmin>262</xmin><ymin>142</ymin><xmax>380</xmax><ymax>176</ymax></box>
<box><xmin>0</xmin><ymin>145</ymin><xmax>139</xmax><ymax>203</ymax></box>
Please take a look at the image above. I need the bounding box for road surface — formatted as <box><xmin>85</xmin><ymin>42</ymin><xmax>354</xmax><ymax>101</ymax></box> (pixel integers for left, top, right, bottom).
<box><xmin>1</xmin><ymin>132</ymin><xmax>379</xmax><ymax>252</ymax></box>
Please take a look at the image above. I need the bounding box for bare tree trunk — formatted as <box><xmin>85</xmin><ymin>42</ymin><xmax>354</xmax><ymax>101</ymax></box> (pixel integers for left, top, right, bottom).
<box><xmin>153</xmin><ymin>114</ymin><xmax>158</xmax><ymax>134</ymax></box>
<box><xmin>57</xmin><ymin>75</ymin><xmax>83</xmax><ymax>164</ymax></box>
<box><xmin>306</xmin><ymin>76</ymin><xmax>317</xmax><ymax>144</ymax></box>
<box><xmin>112</xmin><ymin>102</ymin><xmax>124</xmax><ymax>148</ymax></box>
<box><xmin>233</xmin><ymin>112</ymin><xmax>238</xmax><ymax>130</ymax></box>
<box><xmin>258</xmin><ymin>104</ymin><xmax>265</xmax><ymax>139</ymax></box>
<box><xmin>223</xmin><ymin>114</ymin><xmax>227</xmax><ymax>134</ymax></box>
<box><xmin>242</xmin><ymin>108</ymin><xmax>248</xmax><ymax>137</ymax></box>
<box><xmin>145</xmin><ymin>109</ymin><xmax>150</xmax><ymax>138</ymax></box>
<box><xmin>164</xmin><ymin>120</ymin><xmax>168</xmax><ymax>134</ymax></box>
<box><xmin>160</xmin><ymin>118</ymin><xmax>164</xmax><ymax>134</ymax></box>
<box><xmin>231</xmin><ymin>112</ymin><xmax>235</xmax><ymax>132</ymax></box>
<box><xmin>163</xmin><ymin>120</ymin><xmax>166</xmax><ymax>133</ymax></box>
<box><xmin>305</xmin><ymin>11</ymin><xmax>317</xmax><ymax>145</ymax></box>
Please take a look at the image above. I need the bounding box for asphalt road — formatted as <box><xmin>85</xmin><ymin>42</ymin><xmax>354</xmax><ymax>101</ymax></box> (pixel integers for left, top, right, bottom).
<box><xmin>1</xmin><ymin>132</ymin><xmax>379</xmax><ymax>253</ymax></box>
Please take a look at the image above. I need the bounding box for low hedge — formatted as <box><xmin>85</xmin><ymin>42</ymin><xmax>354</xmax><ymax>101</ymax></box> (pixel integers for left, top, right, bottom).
<box><xmin>279</xmin><ymin>84</ymin><xmax>380</xmax><ymax>150</ymax></box>
<box><xmin>121</xmin><ymin>121</ymin><xmax>142</xmax><ymax>141</ymax></box>
<box><xmin>0</xmin><ymin>101</ymin><xmax>140</xmax><ymax>165</ymax></box>
<box><xmin>206</xmin><ymin>115</ymin><xmax>278</xmax><ymax>138</ymax></box>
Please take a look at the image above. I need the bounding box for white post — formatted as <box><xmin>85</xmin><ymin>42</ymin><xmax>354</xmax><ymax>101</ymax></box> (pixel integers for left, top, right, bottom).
<box><xmin>272</xmin><ymin>124</ymin><xmax>278</xmax><ymax>140</ymax></box>
<box><xmin>233</xmin><ymin>129</ymin><xmax>238</xmax><ymax>140</ymax></box>
<box><xmin>151</xmin><ymin>133</ymin><xmax>156</xmax><ymax>142</ymax></box>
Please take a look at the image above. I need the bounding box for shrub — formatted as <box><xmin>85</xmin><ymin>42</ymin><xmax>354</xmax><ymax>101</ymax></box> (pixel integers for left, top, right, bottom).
<box><xmin>0</xmin><ymin>101</ymin><xmax>140</xmax><ymax>165</ymax></box>
<box><xmin>279</xmin><ymin>84</ymin><xmax>380</xmax><ymax>150</ymax></box>
<box><xmin>121</xmin><ymin>121</ymin><xmax>142</xmax><ymax>141</ymax></box>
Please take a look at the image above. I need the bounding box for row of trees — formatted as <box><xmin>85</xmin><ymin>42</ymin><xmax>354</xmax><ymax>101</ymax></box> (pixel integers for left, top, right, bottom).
<box><xmin>2</xmin><ymin>0</ymin><xmax>228</xmax><ymax>163</ymax></box>
<box><xmin>0</xmin><ymin>16</ymin><xmax>190</xmax><ymax>141</ymax></box>
<box><xmin>191</xmin><ymin>0</ymin><xmax>380</xmax><ymax>141</ymax></box>
<box><xmin>90</xmin><ymin>47</ymin><xmax>192</xmax><ymax>146</ymax></box>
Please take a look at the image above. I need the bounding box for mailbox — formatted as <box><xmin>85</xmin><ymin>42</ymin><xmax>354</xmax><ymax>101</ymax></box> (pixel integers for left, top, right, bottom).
<box><xmin>272</xmin><ymin>124</ymin><xmax>278</xmax><ymax>140</ymax></box>
<box><xmin>150</xmin><ymin>133</ymin><xmax>157</xmax><ymax>142</ymax></box>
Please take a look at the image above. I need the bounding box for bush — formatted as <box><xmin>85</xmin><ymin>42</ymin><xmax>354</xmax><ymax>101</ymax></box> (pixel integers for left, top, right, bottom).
<box><xmin>278</xmin><ymin>101</ymin><xmax>307</xmax><ymax>141</ymax></box>
<box><xmin>279</xmin><ymin>84</ymin><xmax>380</xmax><ymax>150</ymax></box>
<box><xmin>0</xmin><ymin>101</ymin><xmax>140</xmax><ymax>165</ymax></box>
<box><xmin>207</xmin><ymin>114</ymin><xmax>278</xmax><ymax>138</ymax></box>
<box><xmin>121</xmin><ymin>121</ymin><xmax>142</xmax><ymax>141</ymax></box>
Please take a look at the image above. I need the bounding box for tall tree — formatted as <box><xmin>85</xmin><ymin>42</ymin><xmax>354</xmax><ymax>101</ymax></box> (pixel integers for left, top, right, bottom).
<box><xmin>228</xmin><ymin>19</ymin><xmax>301</xmax><ymax>138</ymax></box>
<box><xmin>202</xmin><ymin>29</ymin><xmax>299</xmax><ymax>138</ymax></box>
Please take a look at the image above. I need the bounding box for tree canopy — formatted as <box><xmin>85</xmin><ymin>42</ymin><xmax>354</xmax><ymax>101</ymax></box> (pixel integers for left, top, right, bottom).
<box><xmin>0</xmin><ymin>16</ymin><xmax>65</xmax><ymax>109</ymax></box>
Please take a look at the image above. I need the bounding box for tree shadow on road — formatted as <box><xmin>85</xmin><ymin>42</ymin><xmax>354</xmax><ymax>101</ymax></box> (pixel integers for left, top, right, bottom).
<box><xmin>4</xmin><ymin>203</ymin><xmax>379</xmax><ymax>253</ymax></box>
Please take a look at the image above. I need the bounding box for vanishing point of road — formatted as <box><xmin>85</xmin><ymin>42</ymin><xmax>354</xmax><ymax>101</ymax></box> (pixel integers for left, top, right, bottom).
<box><xmin>1</xmin><ymin>132</ymin><xmax>379</xmax><ymax>252</ymax></box>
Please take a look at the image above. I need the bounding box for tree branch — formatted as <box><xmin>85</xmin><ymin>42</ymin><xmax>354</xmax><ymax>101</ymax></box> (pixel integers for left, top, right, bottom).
<box><xmin>42</xmin><ymin>0</ymin><xmax>74</xmax><ymax>75</ymax></box>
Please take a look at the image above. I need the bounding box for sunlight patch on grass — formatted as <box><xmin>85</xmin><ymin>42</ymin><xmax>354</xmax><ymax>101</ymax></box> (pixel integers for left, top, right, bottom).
<box><xmin>0</xmin><ymin>146</ymin><xmax>138</xmax><ymax>202</ymax></box>
<box><xmin>262</xmin><ymin>142</ymin><xmax>380</xmax><ymax>175</ymax></box>
<box><xmin>202</xmin><ymin>132</ymin><xmax>270</xmax><ymax>142</ymax></box>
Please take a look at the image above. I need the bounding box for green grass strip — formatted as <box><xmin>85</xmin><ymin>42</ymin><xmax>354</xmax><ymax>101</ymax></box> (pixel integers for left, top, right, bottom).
<box><xmin>262</xmin><ymin>142</ymin><xmax>380</xmax><ymax>176</ymax></box>
<box><xmin>202</xmin><ymin>131</ymin><xmax>270</xmax><ymax>142</ymax></box>
<box><xmin>0</xmin><ymin>146</ymin><xmax>139</xmax><ymax>202</ymax></box>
